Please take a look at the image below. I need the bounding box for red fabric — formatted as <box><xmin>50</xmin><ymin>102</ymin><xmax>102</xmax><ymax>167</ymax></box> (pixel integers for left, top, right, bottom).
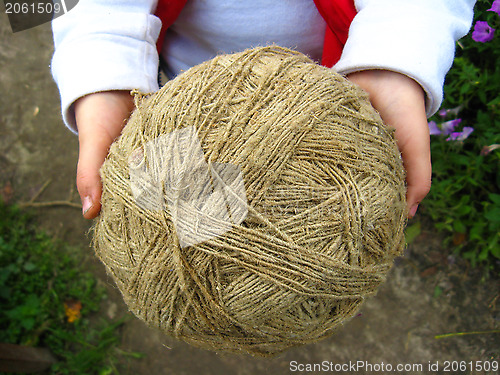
<box><xmin>155</xmin><ymin>0</ymin><xmax>189</xmax><ymax>51</ymax></box>
<box><xmin>313</xmin><ymin>0</ymin><xmax>357</xmax><ymax>67</ymax></box>
<box><xmin>154</xmin><ymin>0</ymin><xmax>357</xmax><ymax>67</ymax></box>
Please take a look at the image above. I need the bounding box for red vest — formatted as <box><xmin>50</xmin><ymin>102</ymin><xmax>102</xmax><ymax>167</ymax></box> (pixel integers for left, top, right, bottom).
<box><xmin>155</xmin><ymin>0</ymin><xmax>356</xmax><ymax>67</ymax></box>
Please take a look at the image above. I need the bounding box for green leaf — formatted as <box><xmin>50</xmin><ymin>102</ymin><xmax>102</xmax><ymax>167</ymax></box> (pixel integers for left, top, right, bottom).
<box><xmin>492</xmin><ymin>243</ymin><xmax>500</xmax><ymax>259</ymax></box>
<box><xmin>23</xmin><ymin>261</ymin><xmax>37</xmax><ymax>272</ymax></box>
<box><xmin>98</xmin><ymin>367</ymin><xmax>114</xmax><ymax>375</ymax></box>
<box><xmin>405</xmin><ymin>222</ymin><xmax>421</xmax><ymax>244</ymax></box>
<box><xmin>0</xmin><ymin>287</ymin><xmax>11</xmax><ymax>299</ymax></box>
<box><xmin>478</xmin><ymin>246</ymin><xmax>490</xmax><ymax>261</ymax></box>
<box><xmin>21</xmin><ymin>317</ymin><xmax>35</xmax><ymax>330</ymax></box>
<box><xmin>484</xmin><ymin>208</ymin><xmax>500</xmax><ymax>223</ymax></box>
<box><xmin>488</xmin><ymin>193</ymin><xmax>500</xmax><ymax>205</ymax></box>
<box><xmin>433</xmin><ymin>286</ymin><xmax>443</xmax><ymax>298</ymax></box>
<box><xmin>453</xmin><ymin>220</ymin><xmax>467</xmax><ymax>234</ymax></box>
<box><xmin>469</xmin><ymin>223</ymin><xmax>484</xmax><ymax>241</ymax></box>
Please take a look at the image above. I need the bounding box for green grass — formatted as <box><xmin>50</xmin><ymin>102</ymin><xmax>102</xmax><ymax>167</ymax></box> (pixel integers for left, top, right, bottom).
<box><xmin>0</xmin><ymin>202</ymin><xmax>140</xmax><ymax>374</ymax></box>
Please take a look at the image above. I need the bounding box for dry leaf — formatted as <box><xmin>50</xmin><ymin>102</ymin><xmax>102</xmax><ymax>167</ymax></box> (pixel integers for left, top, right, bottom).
<box><xmin>452</xmin><ymin>232</ymin><xmax>467</xmax><ymax>246</ymax></box>
<box><xmin>64</xmin><ymin>300</ymin><xmax>82</xmax><ymax>323</ymax></box>
<box><xmin>1</xmin><ymin>182</ymin><xmax>14</xmax><ymax>204</ymax></box>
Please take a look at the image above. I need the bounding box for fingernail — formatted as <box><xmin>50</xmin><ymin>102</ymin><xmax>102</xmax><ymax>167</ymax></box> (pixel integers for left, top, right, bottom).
<box><xmin>409</xmin><ymin>204</ymin><xmax>419</xmax><ymax>218</ymax></box>
<box><xmin>82</xmin><ymin>196</ymin><xmax>93</xmax><ymax>215</ymax></box>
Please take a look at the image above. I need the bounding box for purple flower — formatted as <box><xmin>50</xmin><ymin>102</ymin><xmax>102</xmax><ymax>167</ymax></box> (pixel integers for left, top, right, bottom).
<box><xmin>447</xmin><ymin>127</ymin><xmax>474</xmax><ymax>142</ymax></box>
<box><xmin>488</xmin><ymin>0</ymin><xmax>500</xmax><ymax>16</ymax></box>
<box><xmin>428</xmin><ymin>121</ymin><xmax>441</xmax><ymax>135</ymax></box>
<box><xmin>472</xmin><ymin>21</ymin><xmax>495</xmax><ymax>43</ymax></box>
<box><xmin>438</xmin><ymin>109</ymin><xmax>448</xmax><ymax>118</ymax></box>
<box><xmin>429</xmin><ymin>119</ymin><xmax>472</xmax><ymax>141</ymax></box>
<box><xmin>441</xmin><ymin>119</ymin><xmax>462</xmax><ymax>135</ymax></box>
<box><xmin>438</xmin><ymin>106</ymin><xmax>462</xmax><ymax>119</ymax></box>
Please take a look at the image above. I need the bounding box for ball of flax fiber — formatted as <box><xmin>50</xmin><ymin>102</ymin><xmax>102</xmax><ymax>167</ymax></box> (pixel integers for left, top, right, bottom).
<box><xmin>94</xmin><ymin>46</ymin><xmax>407</xmax><ymax>356</ymax></box>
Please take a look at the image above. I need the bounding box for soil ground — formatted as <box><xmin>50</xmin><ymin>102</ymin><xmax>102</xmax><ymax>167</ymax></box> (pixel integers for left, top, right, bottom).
<box><xmin>0</xmin><ymin>15</ymin><xmax>498</xmax><ymax>375</ymax></box>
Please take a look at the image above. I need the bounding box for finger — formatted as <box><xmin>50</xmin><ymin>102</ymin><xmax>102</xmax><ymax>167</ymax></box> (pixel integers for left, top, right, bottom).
<box><xmin>76</xmin><ymin>127</ymin><xmax>115</xmax><ymax>219</ymax></box>
<box><xmin>397</xmin><ymin>122</ymin><xmax>432</xmax><ymax>218</ymax></box>
<box><xmin>347</xmin><ymin>71</ymin><xmax>432</xmax><ymax>217</ymax></box>
<box><xmin>75</xmin><ymin>92</ymin><xmax>134</xmax><ymax>219</ymax></box>
<box><xmin>387</xmin><ymin>96</ymin><xmax>432</xmax><ymax>218</ymax></box>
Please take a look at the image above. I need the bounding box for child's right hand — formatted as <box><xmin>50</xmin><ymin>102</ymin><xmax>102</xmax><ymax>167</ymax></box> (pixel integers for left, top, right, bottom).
<box><xmin>74</xmin><ymin>91</ymin><xmax>135</xmax><ymax>219</ymax></box>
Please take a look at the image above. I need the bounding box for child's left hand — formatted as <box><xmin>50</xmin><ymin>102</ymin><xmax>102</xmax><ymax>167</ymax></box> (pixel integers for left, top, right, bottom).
<box><xmin>347</xmin><ymin>70</ymin><xmax>432</xmax><ymax>218</ymax></box>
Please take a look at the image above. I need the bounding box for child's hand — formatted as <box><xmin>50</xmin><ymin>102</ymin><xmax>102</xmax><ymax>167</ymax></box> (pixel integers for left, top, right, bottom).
<box><xmin>74</xmin><ymin>91</ymin><xmax>135</xmax><ymax>219</ymax></box>
<box><xmin>347</xmin><ymin>70</ymin><xmax>432</xmax><ymax>218</ymax></box>
<box><xmin>73</xmin><ymin>72</ymin><xmax>430</xmax><ymax>220</ymax></box>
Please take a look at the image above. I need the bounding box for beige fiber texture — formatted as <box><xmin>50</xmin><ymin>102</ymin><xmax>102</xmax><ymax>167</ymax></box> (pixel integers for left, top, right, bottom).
<box><xmin>93</xmin><ymin>46</ymin><xmax>407</xmax><ymax>356</ymax></box>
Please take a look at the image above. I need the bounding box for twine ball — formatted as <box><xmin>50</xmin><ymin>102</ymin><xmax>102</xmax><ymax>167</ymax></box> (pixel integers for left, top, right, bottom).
<box><xmin>94</xmin><ymin>46</ymin><xmax>407</xmax><ymax>356</ymax></box>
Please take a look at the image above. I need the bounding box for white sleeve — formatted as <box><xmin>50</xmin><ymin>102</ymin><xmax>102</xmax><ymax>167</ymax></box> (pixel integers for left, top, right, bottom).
<box><xmin>334</xmin><ymin>0</ymin><xmax>476</xmax><ymax>117</ymax></box>
<box><xmin>51</xmin><ymin>0</ymin><xmax>162</xmax><ymax>132</ymax></box>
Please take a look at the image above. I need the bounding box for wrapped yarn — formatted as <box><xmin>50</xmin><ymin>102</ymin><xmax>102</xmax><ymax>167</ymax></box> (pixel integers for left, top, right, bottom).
<box><xmin>93</xmin><ymin>46</ymin><xmax>407</xmax><ymax>356</ymax></box>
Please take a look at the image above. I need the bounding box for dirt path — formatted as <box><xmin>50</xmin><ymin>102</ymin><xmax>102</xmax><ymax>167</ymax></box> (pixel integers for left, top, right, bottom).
<box><xmin>0</xmin><ymin>15</ymin><xmax>498</xmax><ymax>375</ymax></box>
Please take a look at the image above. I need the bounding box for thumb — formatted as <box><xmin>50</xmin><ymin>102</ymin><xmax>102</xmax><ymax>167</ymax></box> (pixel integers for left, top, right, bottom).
<box><xmin>346</xmin><ymin>71</ymin><xmax>432</xmax><ymax>218</ymax></box>
<box><xmin>75</xmin><ymin>91</ymin><xmax>135</xmax><ymax>219</ymax></box>
<box><xmin>397</xmin><ymin>120</ymin><xmax>432</xmax><ymax>218</ymax></box>
<box><xmin>76</xmin><ymin>133</ymin><xmax>109</xmax><ymax>219</ymax></box>
<box><xmin>383</xmin><ymin>95</ymin><xmax>432</xmax><ymax>218</ymax></box>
